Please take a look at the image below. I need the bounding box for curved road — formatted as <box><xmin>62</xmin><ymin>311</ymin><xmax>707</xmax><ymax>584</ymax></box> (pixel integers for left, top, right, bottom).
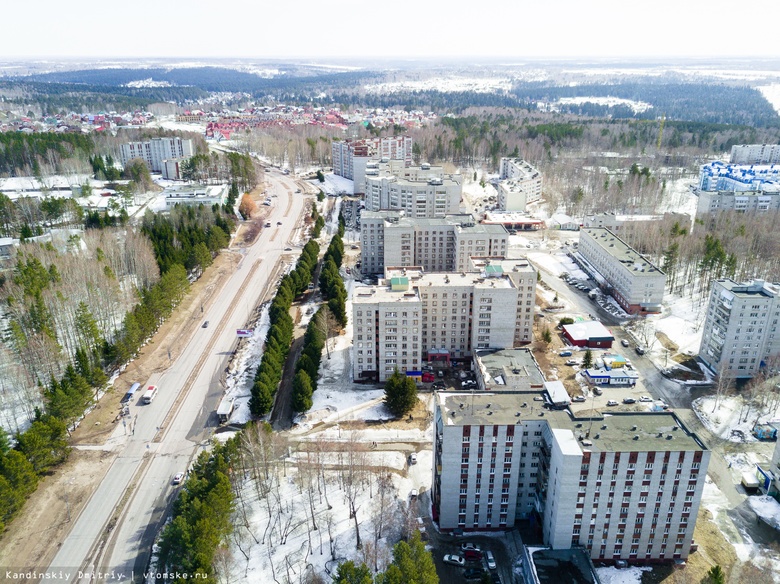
<box><xmin>47</xmin><ymin>168</ymin><xmax>307</xmax><ymax>583</ymax></box>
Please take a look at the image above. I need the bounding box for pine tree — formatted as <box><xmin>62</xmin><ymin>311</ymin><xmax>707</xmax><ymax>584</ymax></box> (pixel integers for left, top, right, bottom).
<box><xmin>384</xmin><ymin>369</ymin><xmax>418</xmax><ymax>417</ymax></box>
<box><xmin>582</xmin><ymin>349</ymin><xmax>593</xmax><ymax>369</ymax></box>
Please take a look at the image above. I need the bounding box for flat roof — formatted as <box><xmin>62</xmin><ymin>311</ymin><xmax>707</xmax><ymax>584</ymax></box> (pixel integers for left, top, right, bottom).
<box><xmin>563</xmin><ymin>321</ymin><xmax>614</xmax><ymax>341</ymax></box>
<box><xmin>715</xmin><ymin>278</ymin><xmax>779</xmax><ymax>299</ymax></box>
<box><xmin>353</xmin><ymin>285</ymin><xmax>420</xmax><ymax>304</ymax></box>
<box><xmin>528</xmin><ymin>547</ymin><xmax>600</xmax><ymax>584</ymax></box>
<box><xmin>476</xmin><ymin>348</ymin><xmax>546</xmax><ymax>390</ymax></box>
<box><xmin>437</xmin><ymin>392</ymin><xmax>707</xmax><ymax>452</ymax></box>
<box><xmin>581</xmin><ymin>228</ymin><xmax>664</xmax><ymax>277</ymax></box>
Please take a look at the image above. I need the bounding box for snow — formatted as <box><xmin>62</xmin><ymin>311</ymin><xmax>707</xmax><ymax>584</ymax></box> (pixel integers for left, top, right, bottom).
<box><xmin>758</xmin><ymin>84</ymin><xmax>780</xmax><ymax>116</ymax></box>
<box><xmin>364</xmin><ymin>77</ymin><xmax>513</xmax><ymax>95</ymax></box>
<box><xmin>311</xmin><ymin>173</ymin><xmax>353</xmax><ymax>196</ymax></box>
<box><xmin>748</xmin><ymin>495</ymin><xmax>780</xmax><ymax>530</ymax></box>
<box><xmin>526</xmin><ymin>251</ymin><xmax>589</xmax><ymax>280</ymax></box>
<box><xmin>595</xmin><ymin>566</ymin><xmax>652</xmax><ymax>584</ymax></box>
<box><xmin>655</xmin><ymin>177</ymin><xmax>698</xmax><ymax>226</ymax></box>
<box><xmin>691</xmin><ymin>395</ymin><xmax>780</xmax><ymax>443</ymax></box>
<box><xmin>556</xmin><ymin>96</ymin><xmax>653</xmax><ymax>114</ymax></box>
<box><xmin>223</xmin><ymin>303</ymin><xmax>271</xmax><ymax>425</ymax></box>
<box><xmin>651</xmin><ymin>293</ymin><xmax>706</xmax><ymax>356</ymax></box>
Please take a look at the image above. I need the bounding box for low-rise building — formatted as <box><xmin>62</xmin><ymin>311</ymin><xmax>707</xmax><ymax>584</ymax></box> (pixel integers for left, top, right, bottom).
<box><xmin>164</xmin><ymin>184</ymin><xmax>228</xmax><ymax>207</ymax></box>
<box><xmin>433</xmin><ymin>392</ymin><xmax>710</xmax><ymax>564</ymax></box>
<box><xmin>583</xmin><ymin>367</ymin><xmax>638</xmax><ymax>386</ymax></box>
<box><xmin>578</xmin><ymin>228</ymin><xmax>665</xmax><ymax>315</ymax></box>
<box><xmin>474</xmin><ymin>348</ymin><xmax>546</xmax><ymax>392</ymax></box>
<box><xmin>562</xmin><ymin>321</ymin><xmax>615</xmax><ymax>348</ymax></box>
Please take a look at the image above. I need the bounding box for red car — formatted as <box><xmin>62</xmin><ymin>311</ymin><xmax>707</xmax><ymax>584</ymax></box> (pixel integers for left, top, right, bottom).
<box><xmin>463</xmin><ymin>549</ymin><xmax>483</xmax><ymax>561</ymax></box>
<box><xmin>422</xmin><ymin>372</ymin><xmax>435</xmax><ymax>383</ymax></box>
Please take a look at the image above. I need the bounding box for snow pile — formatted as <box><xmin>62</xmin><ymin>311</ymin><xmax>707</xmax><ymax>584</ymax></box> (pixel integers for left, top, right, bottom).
<box><xmin>748</xmin><ymin>496</ymin><xmax>780</xmax><ymax>530</ymax></box>
<box><xmin>596</xmin><ymin>565</ymin><xmax>652</xmax><ymax>584</ymax></box>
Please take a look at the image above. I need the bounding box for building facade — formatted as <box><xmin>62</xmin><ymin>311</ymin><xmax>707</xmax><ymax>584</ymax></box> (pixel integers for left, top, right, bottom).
<box><xmin>352</xmin><ymin>263</ymin><xmax>535</xmax><ymax>382</ymax></box>
<box><xmin>119</xmin><ymin>137</ymin><xmax>193</xmax><ymax>173</ymax></box>
<box><xmin>364</xmin><ymin>160</ymin><xmax>461</xmax><ymax>217</ymax></box>
<box><xmin>579</xmin><ymin>228</ymin><xmax>666</xmax><ymax>314</ymax></box>
<box><xmin>331</xmin><ymin>136</ymin><xmax>413</xmax><ymax>193</ymax></box>
<box><xmin>433</xmin><ymin>392</ymin><xmax>710</xmax><ymax>563</ymax></box>
<box><xmin>497</xmin><ymin>158</ymin><xmax>543</xmax><ymax>210</ymax></box>
<box><xmin>163</xmin><ymin>184</ymin><xmax>228</xmax><ymax>207</ymax></box>
<box><xmin>360</xmin><ymin>211</ymin><xmax>508</xmax><ymax>276</ymax></box>
<box><xmin>699</xmin><ymin>279</ymin><xmax>780</xmax><ymax>378</ymax></box>
<box><xmin>730</xmin><ymin>144</ymin><xmax>780</xmax><ymax>165</ymax></box>
<box><xmin>698</xmin><ymin>161</ymin><xmax>780</xmax><ymax>192</ymax></box>
<box><xmin>695</xmin><ymin>189</ymin><xmax>780</xmax><ymax>216</ymax></box>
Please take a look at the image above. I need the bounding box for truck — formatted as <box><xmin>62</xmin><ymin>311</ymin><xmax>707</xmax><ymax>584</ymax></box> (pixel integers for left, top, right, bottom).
<box><xmin>741</xmin><ymin>471</ymin><xmax>760</xmax><ymax>493</ymax></box>
<box><xmin>216</xmin><ymin>396</ymin><xmax>235</xmax><ymax>423</ymax></box>
<box><xmin>143</xmin><ymin>385</ymin><xmax>158</xmax><ymax>404</ymax></box>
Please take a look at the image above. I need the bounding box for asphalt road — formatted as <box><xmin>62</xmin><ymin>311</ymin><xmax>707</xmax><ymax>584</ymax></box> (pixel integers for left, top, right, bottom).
<box><xmin>47</xmin><ymin>168</ymin><xmax>306</xmax><ymax>583</ymax></box>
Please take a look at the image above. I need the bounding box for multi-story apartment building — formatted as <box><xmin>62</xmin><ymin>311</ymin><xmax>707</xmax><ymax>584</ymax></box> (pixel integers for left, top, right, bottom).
<box><xmin>695</xmin><ymin>189</ymin><xmax>780</xmax><ymax>216</ymax></box>
<box><xmin>352</xmin><ymin>263</ymin><xmax>535</xmax><ymax>381</ymax></box>
<box><xmin>497</xmin><ymin>158</ymin><xmax>543</xmax><ymax>210</ymax></box>
<box><xmin>433</xmin><ymin>392</ymin><xmax>710</xmax><ymax>563</ymax></box>
<box><xmin>364</xmin><ymin>161</ymin><xmax>461</xmax><ymax>217</ymax></box>
<box><xmin>730</xmin><ymin>144</ymin><xmax>780</xmax><ymax>165</ymax></box>
<box><xmin>579</xmin><ymin>228</ymin><xmax>666</xmax><ymax>314</ymax></box>
<box><xmin>699</xmin><ymin>279</ymin><xmax>780</xmax><ymax>378</ymax></box>
<box><xmin>360</xmin><ymin>211</ymin><xmax>508</xmax><ymax>275</ymax></box>
<box><xmin>698</xmin><ymin>161</ymin><xmax>780</xmax><ymax>192</ymax></box>
<box><xmin>331</xmin><ymin>136</ymin><xmax>413</xmax><ymax>193</ymax></box>
<box><xmin>119</xmin><ymin>137</ymin><xmax>193</xmax><ymax>173</ymax></box>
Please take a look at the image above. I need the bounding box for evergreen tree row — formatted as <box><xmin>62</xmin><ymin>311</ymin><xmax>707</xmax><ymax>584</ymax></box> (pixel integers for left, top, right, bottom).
<box><xmin>319</xmin><ymin>234</ymin><xmax>347</xmax><ymax>328</ymax></box>
<box><xmin>291</xmin><ymin>307</ymin><xmax>326</xmax><ymax>412</ymax></box>
<box><xmin>0</xmin><ymin>132</ymin><xmax>93</xmax><ymax>176</ymax></box>
<box><xmin>249</xmin><ymin>239</ymin><xmax>320</xmax><ymax>416</ymax></box>
<box><xmin>156</xmin><ymin>438</ymin><xmax>238</xmax><ymax>580</ymax></box>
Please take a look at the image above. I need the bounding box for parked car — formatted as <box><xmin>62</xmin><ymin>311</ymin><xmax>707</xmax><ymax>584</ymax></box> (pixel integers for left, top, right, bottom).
<box><xmin>460</xmin><ymin>543</ymin><xmax>482</xmax><ymax>552</ymax></box>
<box><xmin>621</xmin><ymin>339</ymin><xmax>630</xmax><ymax>347</ymax></box>
<box><xmin>265</xmin><ymin>222</ymin><xmax>271</xmax><ymax>227</ymax></box>
<box><xmin>485</xmin><ymin>551</ymin><xmax>496</xmax><ymax>570</ymax></box>
<box><xmin>572</xmin><ymin>396</ymin><xmax>587</xmax><ymax>402</ymax></box>
<box><xmin>277</xmin><ymin>221</ymin><xmax>282</xmax><ymax>226</ymax></box>
<box><xmin>463</xmin><ymin>567</ymin><xmax>485</xmax><ymax>580</ymax></box>
<box><xmin>593</xmin><ymin>387</ymin><xmax>603</xmax><ymax>396</ymax></box>
<box><xmin>559</xmin><ymin>350</ymin><xmax>573</xmax><ymax>357</ymax></box>
<box><xmin>635</xmin><ymin>346</ymin><xmax>646</xmax><ymax>355</ymax></box>
<box><xmin>422</xmin><ymin>372</ymin><xmax>435</xmax><ymax>383</ymax></box>
<box><xmin>409</xmin><ymin>453</ymin><xmax>418</xmax><ymax>465</ymax></box>
<box><xmin>172</xmin><ymin>472</ymin><xmax>185</xmax><ymax>485</ymax></box>
<box><xmin>565</xmin><ymin>359</ymin><xmax>579</xmax><ymax>366</ymax></box>
<box><xmin>606</xmin><ymin>400</ymin><xmax>619</xmax><ymax>406</ymax></box>
<box><xmin>462</xmin><ymin>380</ymin><xmax>477</xmax><ymax>389</ymax></box>
<box><xmin>284</xmin><ymin>247</ymin><xmax>292</xmax><ymax>251</ymax></box>
<box><xmin>459</xmin><ymin>370</ymin><xmax>468</xmax><ymax>380</ymax></box>
<box><xmin>443</xmin><ymin>554</ymin><xmax>465</xmax><ymax>567</ymax></box>
<box><xmin>639</xmin><ymin>395</ymin><xmax>653</xmax><ymax>402</ymax></box>
<box><xmin>202</xmin><ymin>321</ymin><xmax>209</xmax><ymax>328</ymax></box>
<box><xmin>437</xmin><ymin>370</ymin><xmax>444</xmax><ymax>378</ymax></box>
<box><xmin>623</xmin><ymin>397</ymin><xmax>637</xmax><ymax>404</ymax></box>
<box><xmin>409</xmin><ymin>489</ymin><xmax>418</xmax><ymax>498</ymax></box>
<box><xmin>351</xmin><ymin>245</ymin><xmax>359</xmax><ymax>249</ymax></box>
<box><xmin>463</xmin><ymin>549</ymin><xmax>483</xmax><ymax>561</ymax></box>
<box><xmin>432</xmin><ymin>381</ymin><xmax>447</xmax><ymax>390</ymax></box>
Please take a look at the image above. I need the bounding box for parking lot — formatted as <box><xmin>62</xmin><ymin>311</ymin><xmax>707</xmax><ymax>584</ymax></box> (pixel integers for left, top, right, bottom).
<box><xmin>431</xmin><ymin>532</ymin><xmax>516</xmax><ymax>584</ymax></box>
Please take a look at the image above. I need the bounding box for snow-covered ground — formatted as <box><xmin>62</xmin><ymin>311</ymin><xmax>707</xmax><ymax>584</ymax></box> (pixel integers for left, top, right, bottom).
<box><xmin>364</xmin><ymin>77</ymin><xmax>513</xmax><ymax>94</ymax></box>
<box><xmin>757</xmin><ymin>84</ymin><xmax>780</xmax><ymax>115</ymax></box>
<box><xmin>526</xmin><ymin>251</ymin><xmax>589</xmax><ymax>280</ymax></box>
<box><xmin>595</xmin><ymin>565</ymin><xmax>652</xmax><ymax>584</ymax></box>
<box><xmin>556</xmin><ymin>96</ymin><xmax>653</xmax><ymax>114</ymax></box>
<box><xmin>649</xmin><ymin>293</ymin><xmax>707</xmax><ymax>357</ymax></box>
<box><xmin>655</xmin><ymin>177</ymin><xmax>698</xmax><ymax>228</ymax></box>
<box><xmin>311</xmin><ymin>173</ymin><xmax>354</xmax><ymax>196</ymax></box>
<box><xmin>692</xmin><ymin>395</ymin><xmax>780</xmax><ymax>443</ymax></box>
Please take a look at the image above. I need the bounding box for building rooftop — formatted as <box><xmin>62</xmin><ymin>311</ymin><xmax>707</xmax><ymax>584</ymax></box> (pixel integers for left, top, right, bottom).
<box><xmin>581</xmin><ymin>228</ymin><xmax>664</xmax><ymax>277</ymax></box>
<box><xmin>353</xmin><ymin>284</ymin><xmax>420</xmax><ymax>304</ymax></box>
<box><xmin>526</xmin><ymin>547</ymin><xmax>600</xmax><ymax>584</ymax></box>
<box><xmin>437</xmin><ymin>393</ymin><xmax>707</xmax><ymax>452</ymax></box>
<box><xmin>468</xmin><ymin>257</ymin><xmax>535</xmax><ymax>275</ymax></box>
<box><xmin>715</xmin><ymin>278</ymin><xmax>779</xmax><ymax>299</ymax></box>
<box><xmin>483</xmin><ymin>211</ymin><xmax>544</xmax><ymax>224</ymax></box>
<box><xmin>476</xmin><ymin>348</ymin><xmax>546</xmax><ymax>391</ymax></box>
<box><xmin>562</xmin><ymin>321</ymin><xmax>614</xmax><ymax>342</ymax></box>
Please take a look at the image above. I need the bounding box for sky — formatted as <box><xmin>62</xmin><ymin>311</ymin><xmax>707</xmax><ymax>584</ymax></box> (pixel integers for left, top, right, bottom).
<box><xmin>3</xmin><ymin>0</ymin><xmax>780</xmax><ymax>60</ymax></box>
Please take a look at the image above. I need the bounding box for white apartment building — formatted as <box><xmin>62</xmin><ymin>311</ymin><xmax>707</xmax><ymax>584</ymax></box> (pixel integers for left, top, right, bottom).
<box><xmin>730</xmin><ymin>144</ymin><xmax>780</xmax><ymax>165</ymax></box>
<box><xmin>360</xmin><ymin>211</ymin><xmax>508</xmax><ymax>275</ymax></box>
<box><xmin>433</xmin><ymin>392</ymin><xmax>710</xmax><ymax>563</ymax></box>
<box><xmin>699</xmin><ymin>279</ymin><xmax>780</xmax><ymax>378</ymax></box>
<box><xmin>352</xmin><ymin>264</ymin><xmax>534</xmax><ymax>382</ymax></box>
<box><xmin>698</xmin><ymin>161</ymin><xmax>780</xmax><ymax>193</ymax></box>
<box><xmin>695</xmin><ymin>189</ymin><xmax>780</xmax><ymax>216</ymax></box>
<box><xmin>497</xmin><ymin>158</ymin><xmax>543</xmax><ymax>210</ymax></box>
<box><xmin>579</xmin><ymin>228</ymin><xmax>666</xmax><ymax>314</ymax></box>
<box><xmin>364</xmin><ymin>161</ymin><xmax>461</xmax><ymax>217</ymax></box>
<box><xmin>119</xmin><ymin>137</ymin><xmax>194</xmax><ymax>173</ymax></box>
<box><xmin>163</xmin><ymin>184</ymin><xmax>228</xmax><ymax>208</ymax></box>
<box><xmin>331</xmin><ymin>136</ymin><xmax>413</xmax><ymax>193</ymax></box>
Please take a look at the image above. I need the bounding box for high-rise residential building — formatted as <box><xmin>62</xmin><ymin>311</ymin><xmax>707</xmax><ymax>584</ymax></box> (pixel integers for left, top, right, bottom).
<box><xmin>730</xmin><ymin>144</ymin><xmax>780</xmax><ymax>165</ymax></box>
<box><xmin>119</xmin><ymin>137</ymin><xmax>193</xmax><ymax>173</ymax></box>
<box><xmin>352</xmin><ymin>262</ymin><xmax>535</xmax><ymax>382</ymax></box>
<box><xmin>331</xmin><ymin>136</ymin><xmax>413</xmax><ymax>193</ymax></box>
<box><xmin>497</xmin><ymin>158</ymin><xmax>543</xmax><ymax>211</ymax></box>
<box><xmin>364</xmin><ymin>160</ymin><xmax>462</xmax><ymax>217</ymax></box>
<box><xmin>699</xmin><ymin>279</ymin><xmax>780</xmax><ymax>378</ymax></box>
<box><xmin>433</xmin><ymin>391</ymin><xmax>710</xmax><ymax>563</ymax></box>
<box><xmin>698</xmin><ymin>161</ymin><xmax>780</xmax><ymax>193</ymax></box>
<box><xmin>360</xmin><ymin>211</ymin><xmax>508</xmax><ymax>276</ymax></box>
<box><xmin>578</xmin><ymin>228</ymin><xmax>666</xmax><ymax>315</ymax></box>
<box><xmin>695</xmin><ymin>189</ymin><xmax>780</xmax><ymax>216</ymax></box>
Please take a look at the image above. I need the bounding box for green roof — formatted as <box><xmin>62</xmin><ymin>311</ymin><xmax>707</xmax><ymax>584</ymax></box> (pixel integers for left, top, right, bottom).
<box><xmin>485</xmin><ymin>265</ymin><xmax>504</xmax><ymax>275</ymax></box>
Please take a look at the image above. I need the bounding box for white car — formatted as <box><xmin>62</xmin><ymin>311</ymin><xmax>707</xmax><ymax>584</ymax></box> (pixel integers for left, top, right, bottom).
<box><xmin>172</xmin><ymin>472</ymin><xmax>185</xmax><ymax>485</ymax></box>
<box><xmin>639</xmin><ymin>395</ymin><xmax>653</xmax><ymax>402</ymax></box>
<box><xmin>485</xmin><ymin>550</ymin><xmax>496</xmax><ymax>571</ymax></box>
<box><xmin>443</xmin><ymin>554</ymin><xmax>466</xmax><ymax>567</ymax></box>
<box><xmin>606</xmin><ymin>400</ymin><xmax>619</xmax><ymax>406</ymax></box>
<box><xmin>460</xmin><ymin>543</ymin><xmax>482</xmax><ymax>552</ymax></box>
<box><xmin>409</xmin><ymin>453</ymin><xmax>418</xmax><ymax>465</ymax></box>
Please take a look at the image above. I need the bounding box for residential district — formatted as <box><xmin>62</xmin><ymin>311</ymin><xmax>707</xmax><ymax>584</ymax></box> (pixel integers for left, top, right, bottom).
<box><xmin>2</xmin><ymin>126</ymin><xmax>780</xmax><ymax>584</ymax></box>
